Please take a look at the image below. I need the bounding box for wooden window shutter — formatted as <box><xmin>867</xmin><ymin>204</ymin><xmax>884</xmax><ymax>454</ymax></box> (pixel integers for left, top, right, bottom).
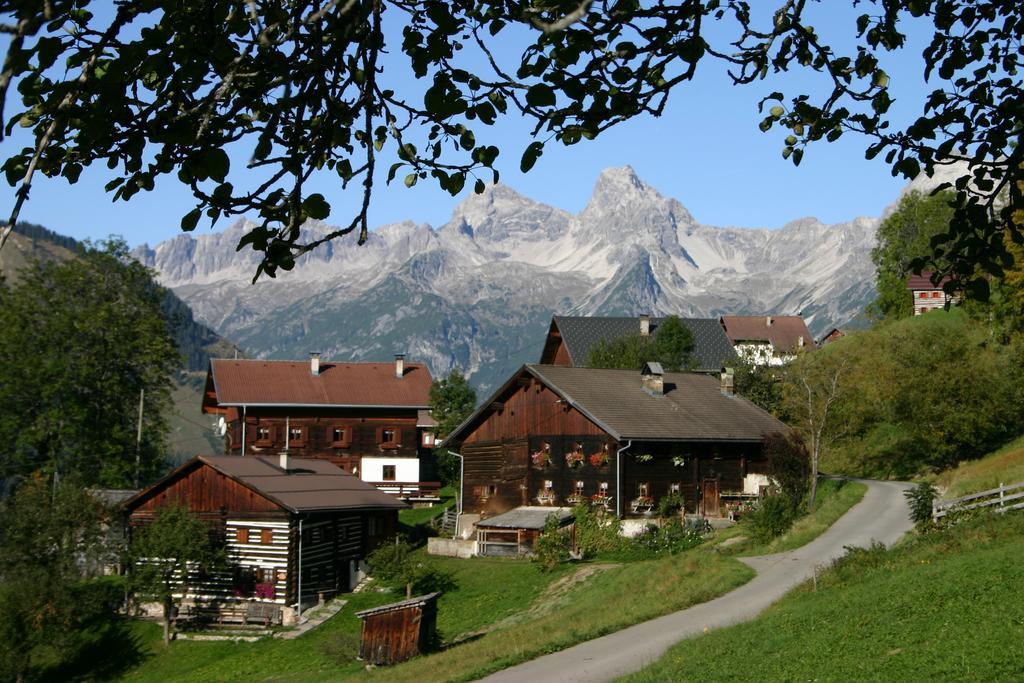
<box><xmin>393</xmin><ymin>428</ymin><xmax>402</xmax><ymax>446</ymax></box>
<box><xmin>261</xmin><ymin>528</ymin><xmax>273</xmax><ymax>545</ymax></box>
<box><xmin>376</xmin><ymin>427</ymin><xmax>384</xmax><ymax>443</ymax></box>
<box><xmin>237</xmin><ymin>528</ymin><xmax>249</xmax><ymax>544</ymax></box>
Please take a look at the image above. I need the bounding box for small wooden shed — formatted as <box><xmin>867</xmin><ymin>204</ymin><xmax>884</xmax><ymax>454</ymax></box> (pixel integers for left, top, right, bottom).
<box><xmin>356</xmin><ymin>592</ymin><xmax>441</xmax><ymax>665</ymax></box>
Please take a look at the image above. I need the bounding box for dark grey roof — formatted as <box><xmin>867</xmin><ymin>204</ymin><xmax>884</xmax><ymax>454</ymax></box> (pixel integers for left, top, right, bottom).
<box><xmin>552</xmin><ymin>316</ymin><xmax>737</xmax><ymax>373</ymax></box>
<box><xmin>526</xmin><ymin>365</ymin><xmax>786</xmax><ymax>442</ymax></box>
<box><xmin>475</xmin><ymin>506</ymin><xmax>575</xmax><ymax>530</ymax></box>
<box><xmin>89</xmin><ymin>488</ymin><xmax>140</xmax><ymax>506</ymax></box>
<box><xmin>356</xmin><ymin>592</ymin><xmax>442</xmax><ymax>618</ymax></box>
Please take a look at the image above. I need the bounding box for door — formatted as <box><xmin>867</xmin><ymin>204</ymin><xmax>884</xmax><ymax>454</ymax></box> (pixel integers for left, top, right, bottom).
<box><xmin>702</xmin><ymin>478</ymin><xmax>721</xmax><ymax>517</ymax></box>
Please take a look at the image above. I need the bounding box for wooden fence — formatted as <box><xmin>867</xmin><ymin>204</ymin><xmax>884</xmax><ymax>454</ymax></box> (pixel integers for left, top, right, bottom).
<box><xmin>932</xmin><ymin>481</ymin><xmax>1024</xmax><ymax>522</ymax></box>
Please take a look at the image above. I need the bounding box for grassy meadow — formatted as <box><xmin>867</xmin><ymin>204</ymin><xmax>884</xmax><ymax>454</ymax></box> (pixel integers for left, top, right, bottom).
<box><xmin>624</xmin><ymin>511</ymin><xmax>1024</xmax><ymax>682</ymax></box>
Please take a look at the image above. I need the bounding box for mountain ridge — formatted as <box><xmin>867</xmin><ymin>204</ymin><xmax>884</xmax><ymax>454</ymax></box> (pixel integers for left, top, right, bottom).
<box><xmin>134</xmin><ymin>166</ymin><xmax>883</xmax><ymax>392</ymax></box>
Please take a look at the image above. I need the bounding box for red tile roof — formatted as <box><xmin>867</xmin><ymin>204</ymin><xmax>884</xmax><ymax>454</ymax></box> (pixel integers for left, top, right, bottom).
<box><xmin>207</xmin><ymin>359</ymin><xmax>432</xmax><ymax>408</ymax></box>
<box><xmin>720</xmin><ymin>315</ymin><xmax>815</xmax><ymax>352</ymax></box>
<box><xmin>906</xmin><ymin>271</ymin><xmax>953</xmax><ymax>290</ymax></box>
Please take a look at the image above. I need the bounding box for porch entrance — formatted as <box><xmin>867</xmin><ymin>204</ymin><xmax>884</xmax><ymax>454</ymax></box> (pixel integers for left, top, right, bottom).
<box><xmin>701</xmin><ymin>478</ymin><xmax>721</xmax><ymax>517</ymax></box>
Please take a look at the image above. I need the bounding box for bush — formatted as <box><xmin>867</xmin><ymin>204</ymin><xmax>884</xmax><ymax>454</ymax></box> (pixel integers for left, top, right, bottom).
<box><xmin>745</xmin><ymin>495</ymin><xmax>796</xmax><ymax>543</ymax></box>
<box><xmin>633</xmin><ymin>517</ymin><xmax>707</xmax><ymax>555</ymax></box>
<box><xmin>904</xmin><ymin>482</ymin><xmax>938</xmax><ymax>531</ymax></box>
<box><xmin>764</xmin><ymin>431</ymin><xmax>811</xmax><ymax>510</ymax></box>
<box><xmin>533</xmin><ymin>514</ymin><xmax>572</xmax><ymax>572</ymax></box>
<box><xmin>572</xmin><ymin>502</ymin><xmax>628</xmax><ymax>559</ymax></box>
<box><xmin>658</xmin><ymin>492</ymin><xmax>685</xmax><ymax>518</ymax></box>
<box><xmin>367</xmin><ymin>536</ymin><xmax>454</xmax><ymax>597</ymax></box>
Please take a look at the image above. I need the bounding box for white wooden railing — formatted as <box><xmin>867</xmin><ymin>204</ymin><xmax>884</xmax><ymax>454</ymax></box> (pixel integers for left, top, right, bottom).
<box><xmin>932</xmin><ymin>481</ymin><xmax>1024</xmax><ymax>522</ymax></box>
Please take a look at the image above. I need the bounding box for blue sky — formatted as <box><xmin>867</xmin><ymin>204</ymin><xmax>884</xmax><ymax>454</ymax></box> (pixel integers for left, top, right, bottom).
<box><xmin>1</xmin><ymin>5</ymin><xmax>936</xmax><ymax>247</ymax></box>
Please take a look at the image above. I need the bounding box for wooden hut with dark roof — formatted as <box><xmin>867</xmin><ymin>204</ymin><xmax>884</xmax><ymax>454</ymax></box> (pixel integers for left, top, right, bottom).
<box><xmin>442</xmin><ymin>364</ymin><xmax>787</xmax><ymax>529</ymax></box>
<box><xmin>124</xmin><ymin>453</ymin><xmax>405</xmax><ymax>625</ymax></box>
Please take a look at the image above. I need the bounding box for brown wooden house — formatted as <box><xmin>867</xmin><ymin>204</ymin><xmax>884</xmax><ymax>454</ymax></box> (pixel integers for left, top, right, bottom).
<box><xmin>123</xmin><ymin>454</ymin><xmax>405</xmax><ymax>625</ymax></box>
<box><xmin>202</xmin><ymin>354</ymin><xmax>439</xmax><ymax>500</ymax></box>
<box><xmin>442</xmin><ymin>363</ymin><xmax>787</xmax><ymax>530</ymax></box>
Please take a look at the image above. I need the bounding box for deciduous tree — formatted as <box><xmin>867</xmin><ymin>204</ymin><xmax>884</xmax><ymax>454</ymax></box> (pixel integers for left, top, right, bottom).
<box><xmin>128</xmin><ymin>504</ymin><xmax>225</xmax><ymax>646</ymax></box>
<box><xmin>585</xmin><ymin>315</ymin><xmax>694</xmax><ymax>371</ymax></box>
<box><xmin>0</xmin><ymin>239</ymin><xmax>179</xmax><ymax>487</ymax></box>
<box><xmin>0</xmin><ymin>1</ymin><xmax>1019</xmax><ymax>285</ymax></box>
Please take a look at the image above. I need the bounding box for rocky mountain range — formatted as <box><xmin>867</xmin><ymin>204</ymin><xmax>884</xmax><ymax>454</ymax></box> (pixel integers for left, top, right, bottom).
<box><xmin>133</xmin><ymin>166</ymin><xmax>881</xmax><ymax>392</ymax></box>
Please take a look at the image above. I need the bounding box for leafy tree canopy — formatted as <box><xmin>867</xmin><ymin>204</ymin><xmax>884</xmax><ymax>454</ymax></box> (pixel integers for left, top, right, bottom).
<box><xmin>585</xmin><ymin>315</ymin><xmax>694</xmax><ymax>371</ymax></box>
<box><xmin>0</xmin><ymin>1</ymin><xmax>1020</xmax><ymax>286</ymax></box>
<box><xmin>428</xmin><ymin>369</ymin><xmax>477</xmax><ymax>439</ymax></box>
<box><xmin>128</xmin><ymin>504</ymin><xmax>225</xmax><ymax>645</ymax></box>
<box><xmin>0</xmin><ymin>239</ymin><xmax>180</xmax><ymax>487</ymax></box>
<box><xmin>870</xmin><ymin>190</ymin><xmax>956</xmax><ymax>319</ymax></box>
<box><xmin>0</xmin><ymin>476</ymin><xmax>118</xmax><ymax>681</ymax></box>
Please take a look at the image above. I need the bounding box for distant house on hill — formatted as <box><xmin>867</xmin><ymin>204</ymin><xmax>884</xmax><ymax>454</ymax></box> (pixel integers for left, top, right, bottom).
<box><xmin>123</xmin><ymin>454</ymin><xmax>404</xmax><ymax>625</ymax></box>
<box><xmin>907</xmin><ymin>272</ymin><xmax>956</xmax><ymax>315</ymax></box>
<box><xmin>719</xmin><ymin>315</ymin><xmax>815</xmax><ymax>366</ymax></box>
<box><xmin>538</xmin><ymin>315</ymin><xmax>738</xmax><ymax>373</ymax></box>
<box><xmin>201</xmin><ymin>354</ymin><xmax>440</xmax><ymax>502</ymax></box>
<box><xmin>442</xmin><ymin>363</ymin><xmax>787</xmax><ymax>545</ymax></box>
<box><xmin>817</xmin><ymin>328</ymin><xmax>847</xmax><ymax>346</ymax></box>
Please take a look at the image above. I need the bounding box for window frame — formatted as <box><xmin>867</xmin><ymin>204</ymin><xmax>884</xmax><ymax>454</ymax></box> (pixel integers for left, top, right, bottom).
<box><xmin>287</xmin><ymin>425</ymin><xmax>305</xmax><ymax>447</ymax></box>
<box><xmin>379</xmin><ymin>426</ymin><xmax>401</xmax><ymax>449</ymax></box>
<box><xmin>382</xmin><ymin>464</ymin><xmax>397</xmax><ymax>482</ymax></box>
<box><xmin>330</xmin><ymin>425</ymin><xmax>351</xmax><ymax>448</ymax></box>
<box><xmin>255</xmin><ymin>425</ymin><xmax>272</xmax><ymax>446</ymax></box>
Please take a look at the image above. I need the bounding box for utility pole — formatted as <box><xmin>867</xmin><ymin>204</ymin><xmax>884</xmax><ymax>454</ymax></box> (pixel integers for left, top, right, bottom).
<box><xmin>135</xmin><ymin>388</ymin><xmax>144</xmax><ymax>488</ymax></box>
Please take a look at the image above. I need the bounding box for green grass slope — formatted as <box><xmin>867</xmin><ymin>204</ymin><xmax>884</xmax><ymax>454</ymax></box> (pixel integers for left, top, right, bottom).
<box><xmin>625</xmin><ymin>511</ymin><xmax>1024</xmax><ymax>682</ymax></box>
<box><xmin>932</xmin><ymin>434</ymin><xmax>1024</xmax><ymax>499</ymax></box>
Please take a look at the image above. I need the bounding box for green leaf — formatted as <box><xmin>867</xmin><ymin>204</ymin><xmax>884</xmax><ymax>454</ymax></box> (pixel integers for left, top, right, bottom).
<box><xmin>180</xmin><ymin>208</ymin><xmax>201</xmax><ymax>232</ymax></box>
<box><xmin>526</xmin><ymin>84</ymin><xmax>556</xmax><ymax>108</ymax></box>
<box><xmin>520</xmin><ymin>141</ymin><xmax>544</xmax><ymax>173</ymax></box>
<box><xmin>302</xmin><ymin>193</ymin><xmax>330</xmax><ymax>220</ymax></box>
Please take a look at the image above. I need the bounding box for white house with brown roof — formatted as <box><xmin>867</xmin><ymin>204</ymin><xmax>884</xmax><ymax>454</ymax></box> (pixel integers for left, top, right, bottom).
<box><xmin>720</xmin><ymin>315</ymin><xmax>815</xmax><ymax>366</ymax></box>
<box><xmin>201</xmin><ymin>354</ymin><xmax>439</xmax><ymax>502</ymax></box>
<box><xmin>908</xmin><ymin>272</ymin><xmax>956</xmax><ymax>315</ymax></box>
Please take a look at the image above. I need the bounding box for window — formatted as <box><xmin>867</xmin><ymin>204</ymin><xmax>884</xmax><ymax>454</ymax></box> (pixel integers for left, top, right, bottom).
<box><xmin>543</xmin><ymin>479</ymin><xmax>554</xmax><ymax>491</ymax></box>
<box><xmin>488</xmin><ymin>484</ymin><xmax>498</xmax><ymax>496</ymax></box>
<box><xmin>599</xmin><ymin>481</ymin><xmax>609</xmax><ymax>493</ymax></box>
<box><xmin>380</xmin><ymin>427</ymin><xmax>400</xmax><ymax>448</ymax></box>
<box><xmin>574</xmin><ymin>481</ymin><xmax>585</xmax><ymax>495</ymax></box>
<box><xmin>382</xmin><ymin>465</ymin><xmax>397</xmax><ymax>481</ymax></box>
<box><xmin>330</xmin><ymin>426</ymin><xmax>350</xmax><ymax>447</ymax></box>
<box><xmin>637</xmin><ymin>482</ymin><xmax>650</xmax><ymax>497</ymax></box>
<box><xmin>932</xmin><ymin>291</ymin><xmax>942</xmax><ymax>299</ymax></box>
<box><xmin>255</xmin><ymin>426</ymin><xmax>271</xmax><ymax>444</ymax></box>
<box><xmin>261</xmin><ymin>528</ymin><xmax>273</xmax><ymax>545</ymax></box>
<box><xmin>670</xmin><ymin>482</ymin><xmax>681</xmax><ymax>494</ymax></box>
<box><xmin>288</xmin><ymin>426</ymin><xmax>304</xmax><ymax>446</ymax></box>
<box><xmin>236</xmin><ymin>528</ymin><xmax>249</xmax><ymax>544</ymax></box>
<box><xmin>422</xmin><ymin>431</ymin><xmax>436</xmax><ymax>447</ymax></box>
<box><xmin>918</xmin><ymin>292</ymin><xmax>928</xmax><ymax>299</ymax></box>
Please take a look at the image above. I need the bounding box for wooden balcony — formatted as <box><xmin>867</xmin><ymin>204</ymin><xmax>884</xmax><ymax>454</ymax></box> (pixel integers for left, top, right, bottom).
<box><xmin>365</xmin><ymin>481</ymin><xmax>442</xmax><ymax>500</ymax></box>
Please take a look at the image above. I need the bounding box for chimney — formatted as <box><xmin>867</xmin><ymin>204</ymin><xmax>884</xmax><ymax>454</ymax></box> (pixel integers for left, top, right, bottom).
<box><xmin>798</xmin><ymin>335</ymin><xmax>805</xmax><ymax>348</ymax></box>
<box><xmin>279</xmin><ymin>449</ymin><xmax>290</xmax><ymax>471</ymax></box>
<box><xmin>766</xmin><ymin>315</ymin><xmax>773</xmax><ymax>327</ymax></box>
<box><xmin>395</xmin><ymin>353</ymin><xmax>405</xmax><ymax>378</ymax></box>
<box><xmin>641</xmin><ymin>362</ymin><xmax>664</xmax><ymax>395</ymax></box>
<box><xmin>720</xmin><ymin>367</ymin><xmax>735</xmax><ymax>395</ymax></box>
<box><xmin>639</xmin><ymin>314</ymin><xmax>651</xmax><ymax>336</ymax></box>
<box><xmin>309</xmin><ymin>352</ymin><xmax>320</xmax><ymax>376</ymax></box>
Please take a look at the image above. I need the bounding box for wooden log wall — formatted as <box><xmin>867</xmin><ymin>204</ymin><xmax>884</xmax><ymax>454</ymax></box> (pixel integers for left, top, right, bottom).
<box><xmin>226</xmin><ymin>407</ymin><xmax>427</xmax><ymax>472</ymax></box>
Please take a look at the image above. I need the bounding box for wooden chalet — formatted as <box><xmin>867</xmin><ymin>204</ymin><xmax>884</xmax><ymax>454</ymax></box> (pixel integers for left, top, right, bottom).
<box><xmin>442</xmin><ymin>363</ymin><xmax>788</xmax><ymax>533</ymax></box>
<box><xmin>538</xmin><ymin>315</ymin><xmax>738</xmax><ymax>373</ymax></box>
<box><xmin>202</xmin><ymin>354</ymin><xmax>440</xmax><ymax>501</ymax></box>
<box><xmin>123</xmin><ymin>454</ymin><xmax>405</xmax><ymax>625</ymax></box>
<box><xmin>720</xmin><ymin>315</ymin><xmax>815</xmax><ymax>366</ymax></box>
<box><xmin>907</xmin><ymin>271</ymin><xmax>956</xmax><ymax>315</ymax></box>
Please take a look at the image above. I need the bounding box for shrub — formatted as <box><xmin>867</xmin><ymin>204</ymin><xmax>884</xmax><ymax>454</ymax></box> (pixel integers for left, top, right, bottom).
<box><xmin>367</xmin><ymin>536</ymin><xmax>453</xmax><ymax>597</ymax></box>
<box><xmin>572</xmin><ymin>502</ymin><xmax>627</xmax><ymax>559</ymax></box>
<box><xmin>745</xmin><ymin>495</ymin><xmax>796</xmax><ymax>543</ymax></box>
<box><xmin>764</xmin><ymin>431</ymin><xmax>811</xmax><ymax>510</ymax></box>
<box><xmin>533</xmin><ymin>514</ymin><xmax>572</xmax><ymax>572</ymax></box>
<box><xmin>904</xmin><ymin>482</ymin><xmax>938</xmax><ymax>531</ymax></box>
<box><xmin>658</xmin><ymin>492</ymin><xmax>685</xmax><ymax>518</ymax></box>
<box><xmin>633</xmin><ymin>517</ymin><xmax>707</xmax><ymax>555</ymax></box>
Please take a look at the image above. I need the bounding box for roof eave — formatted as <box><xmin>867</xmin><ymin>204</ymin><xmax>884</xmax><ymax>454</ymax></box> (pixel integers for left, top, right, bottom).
<box><xmin>214</xmin><ymin>402</ymin><xmax>429</xmax><ymax>409</ymax></box>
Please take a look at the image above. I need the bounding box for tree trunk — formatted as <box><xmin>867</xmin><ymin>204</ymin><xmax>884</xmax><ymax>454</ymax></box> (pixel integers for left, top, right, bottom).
<box><xmin>162</xmin><ymin>597</ymin><xmax>173</xmax><ymax>646</ymax></box>
<box><xmin>406</xmin><ymin>582</ymin><xmax>413</xmax><ymax>599</ymax></box>
<box><xmin>808</xmin><ymin>445</ymin><xmax>820</xmax><ymax>511</ymax></box>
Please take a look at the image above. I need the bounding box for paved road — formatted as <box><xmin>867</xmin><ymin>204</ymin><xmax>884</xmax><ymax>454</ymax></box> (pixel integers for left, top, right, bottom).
<box><xmin>481</xmin><ymin>479</ymin><xmax>913</xmax><ymax>683</ymax></box>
